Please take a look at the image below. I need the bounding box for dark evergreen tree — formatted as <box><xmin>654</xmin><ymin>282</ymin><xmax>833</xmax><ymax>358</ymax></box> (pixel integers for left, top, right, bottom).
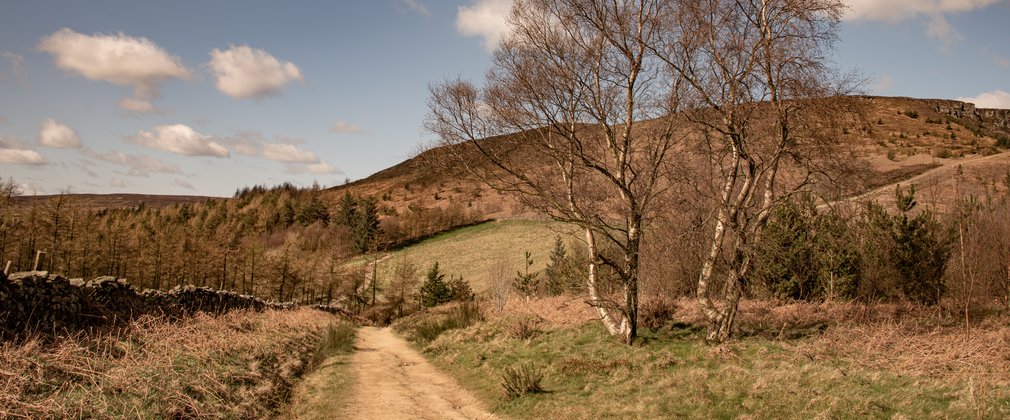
<box><xmin>297</xmin><ymin>196</ymin><xmax>330</xmax><ymax>226</ymax></box>
<box><xmin>334</xmin><ymin>192</ymin><xmax>357</xmax><ymax>227</ymax></box>
<box><xmin>543</xmin><ymin>235</ymin><xmax>572</xmax><ymax>296</ymax></box>
<box><xmin>352</xmin><ymin>197</ymin><xmax>380</xmax><ymax>253</ymax></box>
<box><xmin>420</xmin><ymin>262</ymin><xmax>452</xmax><ymax>307</ymax></box>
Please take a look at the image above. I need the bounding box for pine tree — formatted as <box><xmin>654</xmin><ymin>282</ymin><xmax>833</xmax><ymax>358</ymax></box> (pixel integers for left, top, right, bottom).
<box><xmin>543</xmin><ymin>235</ymin><xmax>569</xmax><ymax>296</ymax></box>
<box><xmin>420</xmin><ymin>262</ymin><xmax>452</xmax><ymax>307</ymax></box>
<box><xmin>513</xmin><ymin>251</ymin><xmax>540</xmax><ymax>300</ymax></box>
<box><xmin>352</xmin><ymin>197</ymin><xmax>380</xmax><ymax>253</ymax></box>
<box><xmin>334</xmin><ymin>192</ymin><xmax>357</xmax><ymax>227</ymax></box>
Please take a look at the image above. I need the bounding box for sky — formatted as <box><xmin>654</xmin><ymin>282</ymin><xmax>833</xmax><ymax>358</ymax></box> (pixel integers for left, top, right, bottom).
<box><xmin>0</xmin><ymin>0</ymin><xmax>1008</xmax><ymax>197</ymax></box>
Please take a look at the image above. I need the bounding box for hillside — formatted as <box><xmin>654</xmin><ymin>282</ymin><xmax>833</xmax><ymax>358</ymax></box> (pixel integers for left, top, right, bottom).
<box><xmin>327</xmin><ymin>96</ymin><xmax>1010</xmax><ymax>219</ymax></box>
<box><xmin>14</xmin><ymin>96</ymin><xmax>1010</xmax><ymax>218</ymax></box>
<box><xmin>3</xmin><ymin>96</ymin><xmax>1010</xmax><ymax>309</ymax></box>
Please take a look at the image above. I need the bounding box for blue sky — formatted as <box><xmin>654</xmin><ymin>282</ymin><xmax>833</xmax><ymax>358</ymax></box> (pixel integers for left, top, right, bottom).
<box><xmin>0</xmin><ymin>0</ymin><xmax>1008</xmax><ymax>197</ymax></box>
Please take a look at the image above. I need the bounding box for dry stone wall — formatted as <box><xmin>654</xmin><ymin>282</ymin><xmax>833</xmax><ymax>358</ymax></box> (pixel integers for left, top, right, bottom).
<box><xmin>0</xmin><ymin>270</ymin><xmax>303</xmax><ymax>339</ymax></box>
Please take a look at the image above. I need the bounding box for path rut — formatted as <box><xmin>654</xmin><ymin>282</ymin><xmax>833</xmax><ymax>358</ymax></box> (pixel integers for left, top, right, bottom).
<box><xmin>341</xmin><ymin>326</ymin><xmax>495</xmax><ymax>420</ymax></box>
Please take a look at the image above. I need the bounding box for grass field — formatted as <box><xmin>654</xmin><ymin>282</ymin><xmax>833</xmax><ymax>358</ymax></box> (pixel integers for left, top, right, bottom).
<box><xmin>350</xmin><ymin>220</ymin><xmax>581</xmax><ymax>293</ymax></box>
<box><xmin>393</xmin><ymin>299</ymin><xmax>1010</xmax><ymax>419</ymax></box>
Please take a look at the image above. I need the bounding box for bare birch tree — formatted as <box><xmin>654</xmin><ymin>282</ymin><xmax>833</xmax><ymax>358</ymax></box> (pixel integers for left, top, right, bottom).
<box><xmin>426</xmin><ymin>0</ymin><xmax>685</xmax><ymax>344</ymax></box>
<box><xmin>656</xmin><ymin>0</ymin><xmax>851</xmax><ymax>342</ymax></box>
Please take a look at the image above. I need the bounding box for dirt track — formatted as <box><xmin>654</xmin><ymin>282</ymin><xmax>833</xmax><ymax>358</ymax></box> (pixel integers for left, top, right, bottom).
<box><xmin>340</xmin><ymin>327</ymin><xmax>494</xmax><ymax>419</ymax></box>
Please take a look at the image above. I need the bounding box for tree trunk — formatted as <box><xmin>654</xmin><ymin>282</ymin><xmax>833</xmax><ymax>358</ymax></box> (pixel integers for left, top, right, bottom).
<box><xmin>585</xmin><ymin>228</ymin><xmax>629</xmax><ymax>339</ymax></box>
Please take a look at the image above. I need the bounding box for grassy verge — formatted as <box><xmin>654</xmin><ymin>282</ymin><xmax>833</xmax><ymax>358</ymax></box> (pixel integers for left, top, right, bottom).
<box><xmin>1</xmin><ymin>308</ymin><xmax>346</xmax><ymax>418</ymax></box>
<box><xmin>397</xmin><ymin>303</ymin><xmax>1010</xmax><ymax>419</ymax></box>
<box><xmin>284</xmin><ymin>323</ymin><xmax>358</xmax><ymax>419</ymax></box>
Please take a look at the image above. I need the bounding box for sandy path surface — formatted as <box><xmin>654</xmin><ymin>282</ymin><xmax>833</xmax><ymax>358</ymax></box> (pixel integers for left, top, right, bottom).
<box><xmin>341</xmin><ymin>327</ymin><xmax>495</xmax><ymax>420</ymax></box>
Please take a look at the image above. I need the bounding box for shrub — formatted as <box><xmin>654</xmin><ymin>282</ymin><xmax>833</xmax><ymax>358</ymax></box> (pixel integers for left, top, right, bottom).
<box><xmin>312</xmin><ymin>322</ymin><xmax>356</xmax><ymax>366</ymax></box>
<box><xmin>996</xmin><ymin>134</ymin><xmax>1010</xmax><ymax>149</ymax></box>
<box><xmin>508</xmin><ymin>315</ymin><xmax>542</xmax><ymax>340</ymax></box>
<box><xmin>501</xmin><ymin>363</ymin><xmax>545</xmax><ymax>399</ymax></box>
<box><xmin>447</xmin><ymin>275</ymin><xmax>475</xmax><ymax>302</ymax></box>
<box><xmin>638</xmin><ymin>297</ymin><xmax>677</xmax><ymax>330</ymax></box>
<box><xmin>413</xmin><ymin>301</ymin><xmax>484</xmax><ymax>344</ymax></box>
<box><xmin>903</xmin><ymin>110</ymin><xmax>919</xmax><ymax>119</ymax></box>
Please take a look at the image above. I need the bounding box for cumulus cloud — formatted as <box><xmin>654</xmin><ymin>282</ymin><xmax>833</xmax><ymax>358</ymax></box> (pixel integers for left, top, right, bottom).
<box><xmin>82</xmin><ymin>148</ymin><xmax>182</xmax><ymax>177</ymax></box>
<box><xmin>0</xmin><ymin>136</ymin><xmax>46</xmax><ymax>165</ymax></box>
<box><xmin>38</xmin><ymin>118</ymin><xmax>81</xmax><ymax>149</ymax></box>
<box><xmin>37</xmin><ymin>28</ymin><xmax>191</xmax><ymax>112</ymax></box>
<box><xmin>957</xmin><ymin>90</ymin><xmax>1010</xmax><ymax>109</ymax></box>
<box><xmin>172</xmin><ymin>177</ymin><xmax>195</xmax><ymax>190</ymax></box>
<box><xmin>208</xmin><ymin>45</ymin><xmax>304</xmax><ymax>99</ymax></box>
<box><xmin>845</xmin><ymin>0</ymin><xmax>1003</xmax><ymax>22</ymax></box>
<box><xmin>219</xmin><ymin>130</ymin><xmax>331</xmax><ymax>164</ymax></box>
<box><xmin>330</xmin><ymin>119</ymin><xmax>364</xmax><ymax>134</ymax></box>
<box><xmin>262</xmin><ymin>143</ymin><xmax>319</xmax><ymax>163</ymax></box>
<box><xmin>110</xmin><ymin>177</ymin><xmax>126</xmax><ymax>188</ymax></box>
<box><xmin>844</xmin><ymin>0</ymin><xmax>1003</xmax><ymax>50</ymax></box>
<box><xmin>130</xmin><ymin>124</ymin><xmax>229</xmax><ymax>157</ymax></box>
<box><xmin>456</xmin><ymin>0</ymin><xmax>513</xmax><ymax>52</ymax></box>
<box><xmin>286</xmin><ymin>161</ymin><xmax>341</xmax><ymax>175</ymax></box>
<box><xmin>0</xmin><ymin>148</ymin><xmax>46</xmax><ymax>165</ymax></box>
<box><xmin>396</xmin><ymin>0</ymin><xmax>431</xmax><ymax>15</ymax></box>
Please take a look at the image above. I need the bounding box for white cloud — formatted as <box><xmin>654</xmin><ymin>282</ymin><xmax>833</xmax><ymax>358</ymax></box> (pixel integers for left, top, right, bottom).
<box><xmin>172</xmin><ymin>177</ymin><xmax>195</xmax><ymax>190</ymax></box>
<box><xmin>872</xmin><ymin>74</ymin><xmax>894</xmax><ymax>93</ymax></box>
<box><xmin>208</xmin><ymin>45</ymin><xmax>304</xmax><ymax>99</ymax></box>
<box><xmin>82</xmin><ymin>148</ymin><xmax>182</xmax><ymax>177</ymax></box>
<box><xmin>38</xmin><ymin>118</ymin><xmax>81</xmax><ymax>149</ymax></box>
<box><xmin>925</xmin><ymin>14</ymin><xmax>963</xmax><ymax>51</ymax></box>
<box><xmin>396</xmin><ymin>0</ymin><xmax>431</xmax><ymax>15</ymax></box>
<box><xmin>110</xmin><ymin>177</ymin><xmax>126</xmax><ymax>188</ymax></box>
<box><xmin>0</xmin><ymin>148</ymin><xmax>46</xmax><ymax>165</ymax></box>
<box><xmin>0</xmin><ymin>136</ymin><xmax>46</xmax><ymax>165</ymax></box>
<box><xmin>456</xmin><ymin>0</ymin><xmax>513</xmax><ymax>52</ymax></box>
<box><xmin>130</xmin><ymin>124</ymin><xmax>229</xmax><ymax>157</ymax></box>
<box><xmin>287</xmin><ymin>161</ymin><xmax>342</xmax><ymax>175</ymax></box>
<box><xmin>262</xmin><ymin>143</ymin><xmax>319</xmax><ymax>163</ymax></box>
<box><xmin>844</xmin><ymin>0</ymin><xmax>1003</xmax><ymax>22</ymax></box>
<box><xmin>957</xmin><ymin>90</ymin><xmax>1010</xmax><ymax>109</ymax></box>
<box><xmin>37</xmin><ymin>28</ymin><xmax>191</xmax><ymax>112</ymax></box>
<box><xmin>844</xmin><ymin>0</ymin><xmax>1004</xmax><ymax>50</ymax></box>
<box><xmin>330</xmin><ymin>119</ymin><xmax>364</xmax><ymax>134</ymax></box>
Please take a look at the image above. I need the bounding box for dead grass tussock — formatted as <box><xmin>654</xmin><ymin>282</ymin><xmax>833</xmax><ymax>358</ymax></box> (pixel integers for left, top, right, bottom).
<box><xmin>0</xmin><ymin>308</ymin><xmax>342</xmax><ymax>419</ymax></box>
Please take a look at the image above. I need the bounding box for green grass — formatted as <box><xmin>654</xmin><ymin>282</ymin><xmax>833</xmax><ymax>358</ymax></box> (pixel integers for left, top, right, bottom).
<box><xmin>285</xmin><ymin>322</ymin><xmax>358</xmax><ymax>420</ymax></box>
<box><xmin>401</xmin><ymin>316</ymin><xmax>1005</xmax><ymax>419</ymax></box>
<box><xmin>350</xmin><ymin>220</ymin><xmax>580</xmax><ymax>293</ymax></box>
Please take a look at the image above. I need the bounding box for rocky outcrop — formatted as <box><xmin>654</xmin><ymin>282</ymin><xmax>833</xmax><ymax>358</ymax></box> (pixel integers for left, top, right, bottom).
<box><xmin>0</xmin><ymin>271</ymin><xmax>303</xmax><ymax>339</ymax></box>
<box><xmin>918</xmin><ymin>99</ymin><xmax>1010</xmax><ymax>134</ymax></box>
